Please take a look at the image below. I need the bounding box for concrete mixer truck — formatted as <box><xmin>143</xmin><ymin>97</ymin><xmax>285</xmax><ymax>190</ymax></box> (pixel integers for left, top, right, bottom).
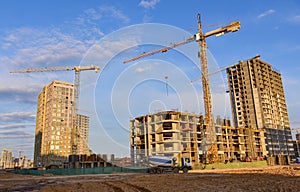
<box><xmin>145</xmin><ymin>155</ymin><xmax>192</xmax><ymax>174</ymax></box>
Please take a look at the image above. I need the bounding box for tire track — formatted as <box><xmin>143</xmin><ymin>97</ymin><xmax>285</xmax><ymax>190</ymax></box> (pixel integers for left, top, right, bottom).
<box><xmin>103</xmin><ymin>181</ymin><xmax>124</xmax><ymax>192</ymax></box>
<box><xmin>119</xmin><ymin>181</ymin><xmax>152</xmax><ymax>192</ymax></box>
<box><xmin>103</xmin><ymin>180</ymin><xmax>152</xmax><ymax>192</ymax></box>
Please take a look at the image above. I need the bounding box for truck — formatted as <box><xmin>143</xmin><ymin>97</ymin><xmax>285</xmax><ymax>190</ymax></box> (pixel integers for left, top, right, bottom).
<box><xmin>145</xmin><ymin>155</ymin><xmax>192</xmax><ymax>174</ymax></box>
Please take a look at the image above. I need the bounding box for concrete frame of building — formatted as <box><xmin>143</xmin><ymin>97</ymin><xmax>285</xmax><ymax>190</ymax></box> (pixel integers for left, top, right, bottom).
<box><xmin>130</xmin><ymin>111</ymin><xmax>267</xmax><ymax>168</ymax></box>
<box><xmin>215</xmin><ymin>117</ymin><xmax>267</xmax><ymax>161</ymax></box>
<box><xmin>75</xmin><ymin>114</ymin><xmax>90</xmax><ymax>155</ymax></box>
<box><xmin>226</xmin><ymin>55</ymin><xmax>295</xmax><ymax>158</ymax></box>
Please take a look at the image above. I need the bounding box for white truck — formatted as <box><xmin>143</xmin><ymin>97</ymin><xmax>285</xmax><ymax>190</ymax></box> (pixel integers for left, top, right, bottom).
<box><xmin>145</xmin><ymin>155</ymin><xmax>192</xmax><ymax>174</ymax></box>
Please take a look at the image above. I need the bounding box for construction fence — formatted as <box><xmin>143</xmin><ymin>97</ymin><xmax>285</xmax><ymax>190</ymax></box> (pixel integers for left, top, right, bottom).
<box><xmin>8</xmin><ymin>166</ymin><xmax>148</xmax><ymax>176</ymax></box>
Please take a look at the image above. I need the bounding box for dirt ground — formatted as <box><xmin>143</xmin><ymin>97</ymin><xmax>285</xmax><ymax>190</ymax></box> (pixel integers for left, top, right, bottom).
<box><xmin>1</xmin><ymin>165</ymin><xmax>300</xmax><ymax>192</ymax></box>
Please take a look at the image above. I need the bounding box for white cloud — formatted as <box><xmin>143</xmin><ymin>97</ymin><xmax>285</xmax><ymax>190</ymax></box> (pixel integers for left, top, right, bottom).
<box><xmin>1</xmin><ymin>27</ymin><xmax>89</xmax><ymax>67</ymax></box>
<box><xmin>84</xmin><ymin>8</ymin><xmax>102</xmax><ymax>20</ymax></box>
<box><xmin>0</xmin><ymin>84</ymin><xmax>43</xmax><ymax>103</ymax></box>
<box><xmin>288</xmin><ymin>15</ymin><xmax>300</xmax><ymax>23</ymax></box>
<box><xmin>0</xmin><ymin>112</ymin><xmax>36</xmax><ymax>123</ymax></box>
<box><xmin>257</xmin><ymin>9</ymin><xmax>275</xmax><ymax>19</ymax></box>
<box><xmin>0</xmin><ymin>123</ymin><xmax>35</xmax><ymax>129</ymax></box>
<box><xmin>135</xmin><ymin>66</ymin><xmax>152</xmax><ymax>73</ymax></box>
<box><xmin>83</xmin><ymin>37</ymin><xmax>140</xmax><ymax>64</ymax></box>
<box><xmin>1</xmin><ymin>5</ymin><xmax>131</xmax><ymax>69</ymax></box>
<box><xmin>77</xmin><ymin>6</ymin><xmax>129</xmax><ymax>25</ymax></box>
<box><xmin>99</xmin><ymin>6</ymin><xmax>130</xmax><ymax>23</ymax></box>
<box><xmin>72</xmin><ymin>6</ymin><xmax>129</xmax><ymax>39</ymax></box>
<box><xmin>139</xmin><ymin>0</ymin><xmax>160</xmax><ymax>9</ymax></box>
<box><xmin>293</xmin><ymin>15</ymin><xmax>300</xmax><ymax>21</ymax></box>
<box><xmin>0</xmin><ymin>130</ymin><xmax>34</xmax><ymax>139</ymax></box>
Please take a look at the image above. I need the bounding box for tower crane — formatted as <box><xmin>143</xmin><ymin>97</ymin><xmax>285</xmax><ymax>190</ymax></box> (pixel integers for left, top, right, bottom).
<box><xmin>123</xmin><ymin>13</ymin><xmax>240</xmax><ymax>164</ymax></box>
<box><xmin>17</xmin><ymin>150</ymin><xmax>26</xmax><ymax>169</ymax></box>
<box><xmin>190</xmin><ymin>64</ymin><xmax>236</xmax><ymax>83</ymax></box>
<box><xmin>10</xmin><ymin>65</ymin><xmax>100</xmax><ymax>111</ymax></box>
<box><xmin>10</xmin><ymin>65</ymin><xmax>100</xmax><ymax>154</ymax></box>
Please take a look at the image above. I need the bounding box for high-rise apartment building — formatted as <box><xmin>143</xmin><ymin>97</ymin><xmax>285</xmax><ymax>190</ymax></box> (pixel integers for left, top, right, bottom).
<box><xmin>226</xmin><ymin>55</ymin><xmax>294</xmax><ymax>156</ymax></box>
<box><xmin>34</xmin><ymin>80</ymin><xmax>89</xmax><ymax>167</ymax></box>
<box><xmin>0</xmin><ymin>150</ymin><xmax>13</xmax><ymax>169</ymax></box>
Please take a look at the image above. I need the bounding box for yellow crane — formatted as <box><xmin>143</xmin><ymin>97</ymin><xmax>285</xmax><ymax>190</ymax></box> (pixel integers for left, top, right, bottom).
<box><xmin>123</xmin><ymin>13</ymin><xmax>240</xmax><ymax>164</ymax></box>
<box><xmin>10</xmin><ymin>65</ymin><xmax>100</xmax><ymax>111</ymax></box>
<box><xmin>190</xmin><ymin>65</ymin><xmax>236</xmax><ymax>83</ymax></box>
<box><xmin>10</xmin><ymin>65</ymin><xmax>100</xmax><ymax>154</ymax></box>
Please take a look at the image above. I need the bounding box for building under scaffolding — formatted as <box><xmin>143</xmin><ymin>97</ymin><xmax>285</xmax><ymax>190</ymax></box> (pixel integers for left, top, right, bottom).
<box><xmin>130</xmin><ymin>111</ymin><xmax>266</xmax><ymax>168</ymax></box>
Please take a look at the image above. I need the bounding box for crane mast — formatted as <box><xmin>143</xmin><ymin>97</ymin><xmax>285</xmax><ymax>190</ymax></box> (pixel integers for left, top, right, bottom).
<box><xmin>123</xmin><ymin>13</ymin><xmax>240</xmax><ymax>164</ymax></box>
<box><xmin>197</xmin><ymin>13</ymin><xmax>213</xmax><ymax>138</ymax></box>
<box><xmin>197</xmin><ymin>14</ymin><xmax>218</xmax><ymax>163</ymax></box>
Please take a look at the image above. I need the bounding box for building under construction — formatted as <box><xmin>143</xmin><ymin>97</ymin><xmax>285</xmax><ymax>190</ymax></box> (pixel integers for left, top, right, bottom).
<box><xmin>34</xmin><ymin>80</ymin><xmax>90</xmax><ymax>167</ymax></box>
<box><xmin>226</xmin><ymin>55</ymin><xmax>294</xmax><ymax>157</ymax></box>
<box><xmin>215</xmin><ymin>116</ymin><xmax>267</xmax><ymax>161</ymax></box>
<box><xmin>75</xmin><ymin>114</ymin><xmax>90</xmax><ymax>155</ymax></box>
<box><xmin>130</xmin><ymin>111</ymin><xmax>266</xmax><ymax>167</ymax></box>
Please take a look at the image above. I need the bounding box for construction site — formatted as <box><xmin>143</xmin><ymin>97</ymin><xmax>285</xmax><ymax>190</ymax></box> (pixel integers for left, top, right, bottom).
<box><xmin>130</xmin><ymin>111</ymin><xmax>267</xmax><ymax>169</ymax></box>
<box><xmin>1</xmin><ymin>10</ymin><xmax>300</xmax><ymax>192</ymax></box>
<box><xmin>127</xmin><ymin>14</ymin><xmax>295</xmax><ymax>170</ymax></box>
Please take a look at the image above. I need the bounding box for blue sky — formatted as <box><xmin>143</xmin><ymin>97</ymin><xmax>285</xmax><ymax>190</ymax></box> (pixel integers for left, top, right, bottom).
<box><xmin>1</xmin><ymin>0</ymin><xmax>300</xmax><ymax>159</ymax></box>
